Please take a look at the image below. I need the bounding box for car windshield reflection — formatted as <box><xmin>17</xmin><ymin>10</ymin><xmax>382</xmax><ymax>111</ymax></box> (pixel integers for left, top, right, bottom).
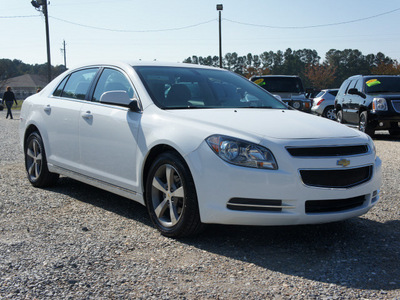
<box><xmin>133</xmin><ymin>66</ymin><xmax>288</xmax><ymax>110</ymax></box>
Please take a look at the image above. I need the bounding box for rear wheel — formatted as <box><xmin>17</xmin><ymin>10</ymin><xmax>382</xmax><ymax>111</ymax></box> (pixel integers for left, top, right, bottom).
<box><xmin>145</xmin><ymin>152</ymin><xmax>203</xmax><ymax>238</ymax></box>
<box><xmin>336</xmin><ymin>110</ymin><xmax>343</xmax><ymax>123</ymax></box>
<box><xmin>323</xmin><ymin>106</ymin><xmax>336</xmax><ymax>120</ymax></box>
<box><xmin>359</xmin><ymin>111</ymin><xmax>374</xmax><ymax>137</ymax></box>
<box><xmin>25</xmin><ymin>132</ymin><xmax>59</xmax><ymax>187</ymax></box>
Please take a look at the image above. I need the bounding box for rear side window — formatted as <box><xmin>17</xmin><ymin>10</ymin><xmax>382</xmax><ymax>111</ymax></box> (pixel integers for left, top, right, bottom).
<box><xmin>328</xmin><ymin>90</ymin><xmax>338</xmax><ymax>97</ymax></box>
<box><xmin>337</xmin><ymin>80</ymin><xmax>349</xmax><ymax>97</ymax></box>
<box><xmin>59</xmin><ymin>68</ymin><xmax>98</xmax><ymax>100</ymax></box>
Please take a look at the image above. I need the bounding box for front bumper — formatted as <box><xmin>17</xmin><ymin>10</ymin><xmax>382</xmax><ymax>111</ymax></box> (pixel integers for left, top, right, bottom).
<box><xmin>186</xmin><ymin>140</ymin><xmax>382</xmax><ymax>226</ymax></box>
<box><xmin>283</xmin><ymin>99</ymin><xmax>312</xmax><ymax>113</ymax></box>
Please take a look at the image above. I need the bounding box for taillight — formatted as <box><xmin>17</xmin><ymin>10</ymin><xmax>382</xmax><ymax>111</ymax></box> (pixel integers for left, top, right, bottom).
<box><xmin>316</xmin><ymin>98</ymin><xmax>325</xmax><ymax>106</ymax></box>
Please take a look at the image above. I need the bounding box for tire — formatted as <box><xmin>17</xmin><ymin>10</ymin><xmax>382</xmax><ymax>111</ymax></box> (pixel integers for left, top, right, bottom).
<box><xmin>25</xmin><ymin>132</ymin><xmax>59</xmax><ymax>187</ymax></box>
<box><xmin>323</xmin><ymin>106</ymin><xmax>336</xmax><ymax>120</ymax></box>
<box><xmin>336</xmin><ymin>110</ymin><xmax>343</xmax><ymax>123</ymax></box>
<box><xmin>359</xmin><ymin>111</ymin><xmax>374</xmax><ymax>137</ymax></box>
<box><xmin>145</xmin><ymin>152</ymin><xmax>203</xmax><ymax>238</ymax></box>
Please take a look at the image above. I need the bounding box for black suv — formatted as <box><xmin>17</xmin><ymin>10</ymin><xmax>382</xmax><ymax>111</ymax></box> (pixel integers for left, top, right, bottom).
<box><xmin>335</xmin><ymin>75</ymin><xmax>400</xmax><ymax>136</ymax></box>
<box><xmin>250</xmin><ymin>75</ymin><xmax>312</xmax><ymax>112</ymax></box>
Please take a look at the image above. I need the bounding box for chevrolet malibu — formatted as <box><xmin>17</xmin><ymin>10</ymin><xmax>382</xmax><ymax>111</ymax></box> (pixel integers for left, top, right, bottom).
<box><xmin>20</xmin><ymin>62</ymin><xmax>382</xmax><ymax>237</ymax></box>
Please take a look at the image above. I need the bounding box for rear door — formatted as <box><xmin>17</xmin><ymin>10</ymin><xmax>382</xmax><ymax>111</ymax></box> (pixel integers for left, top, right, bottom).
<box><xmin>44</xmin><ymin>68</ymin><xmax>99</xmax><ymax>171</ymax></box>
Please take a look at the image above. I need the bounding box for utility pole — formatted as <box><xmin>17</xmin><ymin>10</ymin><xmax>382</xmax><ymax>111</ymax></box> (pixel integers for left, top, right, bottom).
<box><xmin>61</xmin><ymin>40</ymin><xmax>67</xmax><ymax>69</ymax></box>
<box><xmin>31</xmin><ymin>0</ymin><xmax>52</xmax><ymax>83</ymax></box>
<box><xmin>216</xmin><ymin>4</ymin><xmax>223</xmax><ymax>68</ymax></box>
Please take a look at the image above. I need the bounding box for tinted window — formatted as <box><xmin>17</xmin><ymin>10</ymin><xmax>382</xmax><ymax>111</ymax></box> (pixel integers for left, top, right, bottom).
<box><xmin>53</xmin><ymin>75</ymin><xmax>69</xmax><ymax>97</ymax></box>
<box><xmin>61</xmin><ymin>68</ymin><xmax>98</xmax><ymax>100</ymax></box>
<box><xmin>337</xmin><ymin>80</ymin><xmax>349</xmax><ymax>97</ymax></box>
<box><xmin>315</xmin><ymin>91</ymin><xmax>325</xmax><ymax>98</ymax></box>
<box><xmin>134</xmin><ymin>66</ymin><xmax>287</xmax><ymax>109</ymax></box>
<box><xmin>92</xmin><ymin>68</ymin><xmax>134</xmax><ymax>102</ymax></box>
<box><xmin>354</xmin><ymin>80</ymin><xmax>363</xmax><ymax>92</ymax></box>
<box><xmin>364</xmin><ymin>77</ymin><xmax>400</xmax><ymax>94</ymax></box>
<box><xmin>328</xmin><ymin>90</ymin><xmax>338</xmax><ymax>97</ymax></box>
<box><xmin>251</xmin><ymin>77</ymin><xmax>304</xmax><ymax>93</ymax></box>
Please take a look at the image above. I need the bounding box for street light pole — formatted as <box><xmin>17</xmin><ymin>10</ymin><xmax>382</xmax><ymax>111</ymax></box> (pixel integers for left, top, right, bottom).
<box><xmin>31</xmin><ymin>0</ymin><xmax>52</xmax><ymax>83</ymax></box>
<box><xmin>216</xmin><ymin>4</ymin><xmax>223</xmax><ymax>68</ymax></box>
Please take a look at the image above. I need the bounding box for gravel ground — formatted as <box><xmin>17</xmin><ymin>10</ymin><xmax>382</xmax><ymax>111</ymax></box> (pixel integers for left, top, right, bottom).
<box><xmin>1</xmin><ymin>109</ymin><xmax>399</xmax><ymax>299</ymax></box>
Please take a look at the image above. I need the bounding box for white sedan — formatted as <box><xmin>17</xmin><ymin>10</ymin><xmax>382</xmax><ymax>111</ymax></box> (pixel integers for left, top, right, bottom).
<box><xmin>19</xmin><ymin>62</ymin><xmax>382</xmax><ymax>237</ymax></box>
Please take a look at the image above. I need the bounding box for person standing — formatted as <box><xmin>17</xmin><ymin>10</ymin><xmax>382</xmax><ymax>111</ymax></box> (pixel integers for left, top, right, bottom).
<box><xmin>3</xmin><ymin>86</ymin><xmax>18</xmax><ymax>119</ymax></box>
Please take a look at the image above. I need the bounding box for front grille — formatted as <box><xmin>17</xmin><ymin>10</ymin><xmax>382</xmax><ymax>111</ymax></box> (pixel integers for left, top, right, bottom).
<box><xmin>392</xmin><ymin>100</ymin><xmax>400</xmax><ymax>113</ymax></box>
<box><xmin>300</xmin><ymin>166</ymin><xmax>372</xmax><ymax>188</ymax></box>
<box><xmin>227</xmin><ymin>198</ymin><xmax>283</xmax><ymax>211</ymax></box>
<box><xmin>287</xmin><ymin>145</ymin><xmax>369</xmax><ymax>157</ymax></box>
<box><xmin>305</xmin><ymin>195</ymin><xmax>366</xmax><ymax>213</ymax></box>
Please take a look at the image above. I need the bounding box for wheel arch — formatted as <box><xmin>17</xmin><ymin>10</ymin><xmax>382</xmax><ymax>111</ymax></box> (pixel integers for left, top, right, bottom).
<box><xmin>23</xmin><ymin>124</ymin><xmax>40</xmax><ymax>149</ymax></box>
<box><xmin>141</xmin><ymin>144</ymin><xmax>192</xmax><ymax>202</ymax></box>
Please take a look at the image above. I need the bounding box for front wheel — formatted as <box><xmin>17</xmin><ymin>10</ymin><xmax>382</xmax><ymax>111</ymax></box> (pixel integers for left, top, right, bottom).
<box><xmin>25</xmin><ymin>132</ymin><xmax>59</xmax><ymax>187</ymax></box>
<box><xmin>359</xmin><ymin>111</ymin><xmax>375</xmax><ymax>136</ymax></box>
<box><xmin>145</xmin><ymin>152</ymin><xmax>203</xmax><ymax>238</ymax></box>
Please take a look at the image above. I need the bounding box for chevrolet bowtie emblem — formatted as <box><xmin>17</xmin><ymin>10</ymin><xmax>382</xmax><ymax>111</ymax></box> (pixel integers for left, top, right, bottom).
<box><xmin>337</xmin><ymin>159</ymin><xmax>350</xmax><ymax>167</ymax></box>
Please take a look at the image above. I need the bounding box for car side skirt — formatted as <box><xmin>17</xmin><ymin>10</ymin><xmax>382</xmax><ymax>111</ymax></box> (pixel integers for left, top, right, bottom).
<box><xmin>48</xmin><ymin>164</ymin><xmax>145</xmax><ymax>205</ymax></box>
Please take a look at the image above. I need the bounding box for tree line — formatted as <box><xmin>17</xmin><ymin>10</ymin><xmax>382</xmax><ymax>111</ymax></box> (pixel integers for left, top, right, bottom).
<box><xmin>183</xmin><ymin>48</ymin><xmax>400</xmax><ymax>90</ymax></box>
<box><xmin>0</xmin><ymin>59</ymin><xmax>66</xmax><ymax>82</ymax></box>
<box><xmin>1</xmin><ymin>49</ymin><xmax>399</xmax><ymax>91</ymax></box>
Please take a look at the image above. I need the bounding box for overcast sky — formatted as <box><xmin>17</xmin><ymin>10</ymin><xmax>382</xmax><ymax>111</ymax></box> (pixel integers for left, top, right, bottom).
<box><xmin>2</xmin><ymin>0</ymin><xmax>400</xmax><ymax>67</ymax></box>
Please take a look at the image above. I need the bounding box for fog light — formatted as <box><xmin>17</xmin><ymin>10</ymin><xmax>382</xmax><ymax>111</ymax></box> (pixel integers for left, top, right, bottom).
<box><xmin>372</xmin><ymin>190</ymin><xmax>379</xmax><ymax>203</ymax></box>
<box><xmin>379</xmin><ymin>122</ymin><xmax>384</xmax><ymax>127</ymax></box>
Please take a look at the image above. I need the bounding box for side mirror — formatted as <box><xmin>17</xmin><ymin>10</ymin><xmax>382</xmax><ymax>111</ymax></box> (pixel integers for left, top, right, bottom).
<box><xmin>128</xmin><ymin>99</ymin><xmax>141</xmax><ymax>112</ymax></box>
<box><xmin>100</xmin><ymin>90</ymin><xmax>131</xmax><ymax>106</ymax></box>
<box><xmin>348</xmin><ymin>88</ymin><xmax>366</xmax><ymax>99</ymax></box>
<box><xmin>99</xmin><ymin>90</ymin><xmax>141</xmax><ymax>112</ymax></box>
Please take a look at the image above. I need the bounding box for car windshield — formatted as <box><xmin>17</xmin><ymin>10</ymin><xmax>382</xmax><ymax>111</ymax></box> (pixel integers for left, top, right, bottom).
<box><xmin>364</xmin><ymin>77</ymin><xmax>400</xmax><ymax>94</ymax></box>
<box><xmin>133</xmin><ymin>66</ymin><xmax>288</xmax><ymax>110</ymax></box>
<box><xmin>251</xmin><ymin>77</ymin><xmax>305</xmax><ymax>94</ymax></box>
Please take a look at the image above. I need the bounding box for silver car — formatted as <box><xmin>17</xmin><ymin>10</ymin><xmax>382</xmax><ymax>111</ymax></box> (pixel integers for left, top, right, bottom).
<box><xmin>311</xmin><ymin>89</ymin><xmax>339</xmax><ymax>120</ymax></box>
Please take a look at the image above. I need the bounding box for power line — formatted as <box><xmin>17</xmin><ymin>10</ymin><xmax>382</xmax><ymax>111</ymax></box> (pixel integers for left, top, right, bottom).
<box><xmin>49</xmin><ymin>16</ymin><xmax>216</xmax><ymax>33</ymax></box>
<box><xmin>223</xmin><ymin>7</ymin><xmax>400</xmax><ymax>29</ymax></box>
<box><xmin>0</xmin><ymin>15</ymin><xmax>40</xmax><ymax>19</ymax></box>
<box><xmin>2</xmin><ymin>6</ymin><xmax>399</xmax><ymax>32</ymax></box>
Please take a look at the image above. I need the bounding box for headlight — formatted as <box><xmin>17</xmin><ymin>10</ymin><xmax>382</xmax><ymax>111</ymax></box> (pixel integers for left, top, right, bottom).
<box><xmin>206</xmin><ymin>135</ymin><xmax>278</xmax><ymax>170</ymax></box>
<box><xmin>367</xmin><ymin>135</ymin><xmax>377</xmax><ymax>159</ymax></box>
<box><xmin>372</xmin><ymin>98</ymin><xmax>388</xmax><ymax>111</ymax></box>
<box><xmin>292</xmin><ymin>101</ymin><xmax>301</xmax><ymax>109</ymax></box>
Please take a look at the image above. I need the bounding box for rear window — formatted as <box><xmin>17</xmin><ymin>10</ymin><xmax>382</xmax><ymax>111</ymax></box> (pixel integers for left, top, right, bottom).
<box><xmin>364</xmin><ymin>77</ymin><xmax>400</xmax><ymax>94</ymax></box>
<box><xmin>251</xmin><ymin>77</ymin><xmax>305</xmax><ymax>94</ymax></box>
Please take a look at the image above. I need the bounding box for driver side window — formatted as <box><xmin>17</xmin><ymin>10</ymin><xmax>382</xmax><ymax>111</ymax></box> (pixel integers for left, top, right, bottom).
<box><xmin>92</xmin><ymin>68</ymin><xmax>134</xmax><ymax>102</ymax></box>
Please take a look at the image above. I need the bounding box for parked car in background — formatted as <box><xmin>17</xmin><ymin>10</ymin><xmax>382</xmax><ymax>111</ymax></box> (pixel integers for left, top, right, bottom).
<box><xmin>250</xmin><ymin>75</ymin><xmax>312</xmax><ymax>112</ymax></box>
<box><xmin>311</xmin><ymin>89</ymin><xmax>339</xmax><ymax>120</ymax></box>
<box><xmin>335</xmin><ymin>75</ymin><xmax>400</xmax><ymax>136</ymax></box>
<box><xmin>20</xmin><ymin>61</ymin><xmax>381</xmax><ymax>237</ymax></box>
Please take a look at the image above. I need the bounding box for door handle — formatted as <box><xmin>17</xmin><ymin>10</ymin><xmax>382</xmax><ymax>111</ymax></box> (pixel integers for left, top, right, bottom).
<box><xmin>44</xmin><ymin>105</ymin><xmax>51</xmax><ymax>113</ymax></box>
<box><xmin>81</xmin><ymin>111</ymin><xmax>93</xmax><ymax>120</ymax></box>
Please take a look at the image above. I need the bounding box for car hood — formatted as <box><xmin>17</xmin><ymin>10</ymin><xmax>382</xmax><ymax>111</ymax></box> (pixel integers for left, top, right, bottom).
<box><xmin>167</xmin><ymin>109</ymin><xmax>360</xmax><ymax>140</ymax></box>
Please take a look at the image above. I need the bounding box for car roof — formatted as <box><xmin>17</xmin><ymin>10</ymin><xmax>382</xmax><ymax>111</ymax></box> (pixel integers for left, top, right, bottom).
<box><xmin>67</xmin><ymin>60</ymin><xmax>222</xmax><ymax>72</ymax></box>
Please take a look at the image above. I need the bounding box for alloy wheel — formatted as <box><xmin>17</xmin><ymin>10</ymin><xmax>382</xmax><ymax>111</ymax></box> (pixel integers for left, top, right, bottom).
<box><xmin>150</xmin><ymin>164</ymin><xmax>185</xmax><ymax>228</ymax></box>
